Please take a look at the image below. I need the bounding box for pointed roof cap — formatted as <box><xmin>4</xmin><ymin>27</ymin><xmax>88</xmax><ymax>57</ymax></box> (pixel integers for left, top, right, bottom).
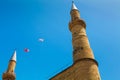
<box><xmin>10</xmin><ymin>50</ymin><xmax>17</xmax><ymax>62</ymax></box>
<box><xmin>71</xmin><ymin>1</ymin><xmax>78</xmax><ymax>10</ymax></box>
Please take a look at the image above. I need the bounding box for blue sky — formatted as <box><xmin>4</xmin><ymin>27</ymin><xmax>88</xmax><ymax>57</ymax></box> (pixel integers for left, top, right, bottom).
<box><xmin>0</xmin><ymin>0</ymin><xmax>120</xmax><ymax>80</ymax></box>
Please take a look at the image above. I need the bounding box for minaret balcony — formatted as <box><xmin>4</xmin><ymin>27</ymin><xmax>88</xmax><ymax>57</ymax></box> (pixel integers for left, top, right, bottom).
<box><xmin>69</xmin><ymin>19</ymin><xmax>86</xmax><ymax>31</ymax></box>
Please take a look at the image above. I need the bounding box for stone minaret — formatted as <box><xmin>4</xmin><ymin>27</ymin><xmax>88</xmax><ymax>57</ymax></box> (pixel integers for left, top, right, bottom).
<box><xmin>50</xmin><ymin>1</ymin><xmax>101</xmax><ymax>80</ymax></box>
<box><xmin>2</xmin><ymin>50</ymin><xmax>17</xmax><ymax>80</ymax></box>
<box><xmin>69</xmin><ymin>1</ymin><xmax>101</xmax><ymax>79</ymax></box>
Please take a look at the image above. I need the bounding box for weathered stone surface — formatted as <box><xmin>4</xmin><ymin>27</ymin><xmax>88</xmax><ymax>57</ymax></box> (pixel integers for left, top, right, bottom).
<box><xmin>50</xmin><ymin>3</ymin><xmax>101</xmax><ymax>80</ymax></box>
<box><xmin>50</xmin><ymin>60</ymin><xmax>100</xmax><ymax>80</ymax></box>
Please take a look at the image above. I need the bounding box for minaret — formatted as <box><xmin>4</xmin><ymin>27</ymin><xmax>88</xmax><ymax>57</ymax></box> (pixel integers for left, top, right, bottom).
<box><xmin>50</xmin><ymin>1</ymin><xmax>101</xmax><ymax>80</ymax></box>
<box><xmin>70</xmin><ymin>0</ymin><xmax>95</xmax><ymax>64</ymax></box>
<box><xmin>2</xmin><ymin>50</ymin><xmax>17</xmax><ymax>80</ymax></box>
<box><xmin>69</xmin><ymin>1</ymin><xmax>101</xmax><ymax>79</ymax></box>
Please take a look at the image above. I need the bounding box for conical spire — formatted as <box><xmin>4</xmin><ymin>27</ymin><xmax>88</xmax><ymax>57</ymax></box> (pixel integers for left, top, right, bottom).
<box><xmin>71</xmin><ymin>1</ymin><xmax>78</xmax><ymax>10</ymax></box>
<box><xmin>10</xmin><ymin>50</ymin><xmax>17</xmax><ymax>62</ymax></box>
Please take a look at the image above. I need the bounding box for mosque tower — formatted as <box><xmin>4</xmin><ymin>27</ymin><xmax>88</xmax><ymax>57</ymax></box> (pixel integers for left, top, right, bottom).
<box><xmin>2</xmin><ymin>50</ymin><xmax>17</xmax><ymax>80</ymax></box>
<box><xmin>50</xmin><ymin>1</ymin><xmax>101</xmax><ymax>80</ymax></box>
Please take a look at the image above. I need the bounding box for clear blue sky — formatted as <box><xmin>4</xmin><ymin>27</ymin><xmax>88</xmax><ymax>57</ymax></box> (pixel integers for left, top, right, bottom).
<box><xmin>0</xmin><ymin>0</ymin><xmax>120</xmax><ymax>80</ymax></box>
